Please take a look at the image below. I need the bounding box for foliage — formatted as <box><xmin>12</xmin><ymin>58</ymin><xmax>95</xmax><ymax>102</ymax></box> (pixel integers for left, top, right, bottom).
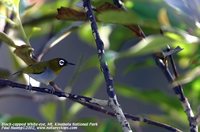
<box><xmin>0</xmin><ymin>0</ymin><xmax>200</xmax><ymax>131</ymax></box>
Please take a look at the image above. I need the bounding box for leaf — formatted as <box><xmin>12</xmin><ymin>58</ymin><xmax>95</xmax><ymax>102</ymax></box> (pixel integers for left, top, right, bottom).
<box><xmin>81</xmin><ymin>55</ymin><xmax>99</xmax><ymax>72</ymax></box>
<box><xmin>97</xmin><ymin>10</ymin><xmax>159</xmax><ymax>28</ymax></box>
<box><xmin>164</xmin><ymin>0</ymin><xmax>200</xmax><ymax>22</ymax></box>
<box><xmin>148</xmin><ymin>114</ymin><xmax>187</xmax><ymax>130</ymax></box>
<box><xmin>6</xmin><ymin>116</ymin><xmax>38</xmax><ymax>123</ymax></box>
<box><xmin>0</xmin><ymin>32</ymin><xmax>17</xmax><ymax>48</ymax></box>
<box><xmin>78</xmin><ymin>22</ymin><xmax>95</xmax><ymax>47</ymax></box>
<box><xmin>91</xmin><ymin>0</ymin><xmax>113</xmax><ymax>7</ymax></box>
<box><xmin>0</xmin><ymin>0</ymin><xmax>14</xmax><ymax>10</ymax></box>
<box><xmin>19</xmin><ymin>0</ymin><xmax>34</xmax><ymax>15</ymax></box>
<box><xmin>56</xmin><ymin>7</ymin><xmax>87</xmax><ymax>21</ymax></box>
<box><xmin>158</xmin><ymin>8</ymin><xmax>170</xmax><ymax>26</ymax></box>
<box><xmin>123</xmin><ymin>58</ymin><xmax>154</xmax><ymax>74</ymax></box>
<box><xmin>109</xmin><ymin>25</ymin><xmax>133</xmax><ymax>51</ymax></box>
<box><xmin>27</xmin><ymin>27</ymin><xmax>41</xmax><ymax>39</ymax></box>
<box><xmin>13</xmin><ymin>0</ymin><xmax>20</xmax><ymax>11</ymax></box>
<box><xmin>39</xmin><ymin>102</ymin><xmax>57</xmax><ymax>122</ymax></box>
<box><xmin>173</xmin><ymin>66</ymin><xmax>200</xmax><ymax>86</ymax></box>
<box><xmin>0</xmin><ymin>68</ymin><xmax>10</xmax><ymax>79</ymax></box>
<box><xmin>163</xmin><ymin>27</ymin><xmax>200</xmax><ymax>43</ymax></box>
<box><xmin>115</xmin><ymin>84</ymin><xmax>182</xmax><ymax>112</ymax></box>
<box><xmin>37</xmin><ymin>22</ymin><xmax>81</xmax><ymax>61</ymax></box>
<box><xmin>126</xmin><ymin>0</ymin><xmax>193</xmax><ymax>28</ymax></box>
<box><xmin>14</xmin><ymin>45</ymin><xmax>36</xmax><ymax>65</ymax></box>
<box><xmin>119</xmin><ymin>35</ymin><xmax>173</xmax><ymax>58</ymax></box>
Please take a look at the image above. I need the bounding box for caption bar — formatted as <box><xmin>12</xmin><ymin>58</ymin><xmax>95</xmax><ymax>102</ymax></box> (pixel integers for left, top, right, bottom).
<box><xmin>1</xmin><ymin>122</ymin><xmax>98</xmax><ymax>130</ymax></box>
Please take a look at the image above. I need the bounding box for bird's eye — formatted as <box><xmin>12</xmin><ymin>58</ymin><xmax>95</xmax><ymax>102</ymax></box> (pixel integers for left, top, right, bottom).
<box><xmin>59</xmin><ymin>59</ymin><xmax>65</xmax><ymax>66</ymax></box>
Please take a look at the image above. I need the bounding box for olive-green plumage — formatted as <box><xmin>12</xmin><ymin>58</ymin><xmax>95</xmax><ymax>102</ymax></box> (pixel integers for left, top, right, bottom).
<box><xmin>23</xmin><ymin>58</ymin><xmax>65</xmax><ymax>74</ymax></box>
<box><xmin>14</xmin><ymin>58</ymin><xmax>74</xmax><ymax>85</ymax></box>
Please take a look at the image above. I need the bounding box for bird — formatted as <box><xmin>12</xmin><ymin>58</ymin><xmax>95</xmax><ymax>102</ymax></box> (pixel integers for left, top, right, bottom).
<box><xmin>13</xmin><ymin>58</ymin><xmax>75</xmax><ymax>91</ymax></box>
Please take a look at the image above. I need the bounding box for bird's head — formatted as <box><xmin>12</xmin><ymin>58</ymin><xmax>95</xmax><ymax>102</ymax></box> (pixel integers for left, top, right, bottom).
<box><xmin>48</xmin><ymin>58</ymin><xmax>75</xmax><ymax>74</ymax></box>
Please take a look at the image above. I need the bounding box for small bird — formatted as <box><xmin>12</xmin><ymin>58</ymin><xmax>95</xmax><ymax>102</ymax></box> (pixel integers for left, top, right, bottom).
<box><xmin>13</xmin><ymin>58</ymin><xmax>74</xmax><ymax>91</ymax></box>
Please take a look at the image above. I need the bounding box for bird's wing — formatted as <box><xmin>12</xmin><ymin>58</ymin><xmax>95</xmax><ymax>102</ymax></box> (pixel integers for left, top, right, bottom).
<box><xmin>23</xmin><ymin>62</ymin><xmax>47</xmax><ymax>74</ymax></box>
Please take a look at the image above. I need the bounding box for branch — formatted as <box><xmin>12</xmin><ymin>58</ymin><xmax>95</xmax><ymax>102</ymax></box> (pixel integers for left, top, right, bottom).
<box><xmin>0</xmin><ymin>79</ymin><xmax>108</xmax><ymax>107</ymax></box>
<box><xmin>82</xmin><ymin>0</ymin><xmax>132</xmax><ymax>131</ymax></box>
<box><xmin>36</xmin><ymin>22</ymin><xmax>82</xmax><ymax>61</ymax></box>
<box><xmin>0</xmin><ymin>79</ymin><xmax>182</xmax><ymax>131</ymax></box>
<box><xmin>110</xmin><ymin>1</ymin><xmax>196</xmax><ymax>131</ymax></box>
<box><xmin>139</xmin><ymin>28</ymin><xmax>197</xmax><ymax>131</ymax></box>
<box><xmin>80</xmin><ymin>101</ymin><xmax>182</xmax><ymax>132</ymax></box>
<box><xmin>167</xmin><ymin>46</ymin><xmax>197</xmax><ymax>132</ymax></box>
<box><xmin>113</xmin><ymin>0</ymin><xmax>123</xmax><ymax>8</ymax></box>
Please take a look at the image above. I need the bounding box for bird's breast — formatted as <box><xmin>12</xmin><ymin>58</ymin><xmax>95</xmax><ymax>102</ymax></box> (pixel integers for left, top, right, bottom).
<box><xmin>28</xmin><ymin>68</ymin><xmax>57</xmax><ymax>85</ymax></box>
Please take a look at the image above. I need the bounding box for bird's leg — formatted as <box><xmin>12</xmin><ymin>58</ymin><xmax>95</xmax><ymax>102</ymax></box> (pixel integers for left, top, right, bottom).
<box><xmin>26</xmin><ymin>76</ymin><xmax>32</xmax><ymax>91</ymax></box>
<box><xmin>49</xmin><ymin>81</ymin><xmax>63</xmax><ymax>93</ymax></box>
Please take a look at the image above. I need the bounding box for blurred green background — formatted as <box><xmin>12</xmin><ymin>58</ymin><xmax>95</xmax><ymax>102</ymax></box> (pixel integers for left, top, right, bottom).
<box><xmin>0</xmin><ymin>0</ymin><xmax>200</xmax><ymax>131</ymax></box>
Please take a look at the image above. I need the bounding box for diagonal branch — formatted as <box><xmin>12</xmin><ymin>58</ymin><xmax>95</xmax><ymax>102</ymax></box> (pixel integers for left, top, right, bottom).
<box><xmin>0</xmin><ymin>79</ymin><xmax>182</xmax><ymax>131</ymax></box>
<box><xmin>111</xmin><ymin>1</ymin><xmax>197</xmax><ymax>131</ymax></box>
<box><xmin>0</xmin><ymin>79</ymin><xmax>108</xmax><ymax>107</ymax></box>
<box><xmin>82</xmin><ymin>0</ymin><xmax>132</xmax><ymax>131</ymax></box>
<box><xmin>135</xmin><ymin>27</ymin><xmax>197</xmax><ymax>132</ymax></box>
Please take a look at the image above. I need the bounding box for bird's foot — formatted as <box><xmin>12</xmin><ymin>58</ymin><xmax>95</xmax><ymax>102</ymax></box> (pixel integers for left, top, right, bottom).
<box><xmin>49</xmin><ymin>81</ymin><xmax>63</xmax><ymax>93</ymax></box>
<box><xmin>26</xmin><ymin>84</ymin><xmax>32</xmax><ymax>91</ymax></box>
<box><xmin>50</xmin><ymin>87</ymin><xmax>55</xmax><ymax>94</ymax></box>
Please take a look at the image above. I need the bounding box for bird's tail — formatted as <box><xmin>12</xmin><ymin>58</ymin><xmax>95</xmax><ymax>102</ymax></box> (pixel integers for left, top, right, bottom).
<box><xmin>9</xmin><ymin>70</ymin><xmax>23</xmax><ymax>80</ymax></box>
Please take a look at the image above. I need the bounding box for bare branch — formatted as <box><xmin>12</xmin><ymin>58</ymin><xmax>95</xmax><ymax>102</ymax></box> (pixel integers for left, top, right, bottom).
<box><xmin>82</xmin><ymin>0</ymin><xmax>132</xmax><ymax>131</ymax></box>
<box><xmin>0</xmin><ymin>79</ymin><xmax>182</xmax><ymax>132</ymax></box>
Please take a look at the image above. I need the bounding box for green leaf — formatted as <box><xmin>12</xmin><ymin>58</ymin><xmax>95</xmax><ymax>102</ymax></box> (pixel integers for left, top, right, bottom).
<box><xmin>119</xmin><ymin>35</ymin><xmax>173</xmax><ymax>57</ymax></box>
<box><xmin>125</xmin><ymin>0</ymin><xmax>190</xmax><ymax>28</ymax></box>
<box><xmin>78</xmin><ymin>23</ymin><xmax>96</xmax><ymax>47</ymax></box>
<box><xmin>97</xmin><ymin>10</ymin><xmax>159</xmax><ymax>28</ymax></box>
<box><xmin>81</xmin><ymin>55</ymin><xmax>99</xmax><ymax>72</ymax></box>
<box><xmin>115</xmin><ymin>84</ymin><xmax>182</xmax><ymax>112</ymax></box>
<box><xmin>173</xmin><ymin>66</ymin><xmax>200</xmax><ymax>86</ymax></box>
<box><xmin>37</xmin><ymin>22</ymin><xmax>81</xmax><ymax>61</ymax></box>
<box><xmin>13</xmin><ymin>0</ymin><xmax>20</xmax><ymax>10</ymax></box>
<box><xmin>164</xmin><ymin>27</ymin><xmax>200</xmax><ymax>43</ymax></box>
<box><xmin>109</xmin><ymin>26</ymin><xmax>133</xmax><ymax>51</ymax></box>
<box><xmin>39</xmin><ymin>102</ymin><xmax>57</xmax><ymax>122</ymax></box>
<box><xmin>148</xmin><ymin>114</ymin><xmax>187</xmax><ymax>130</ymax></box>
<box><xmin>19</xmin><ymin>0</ymin><xmax>33</xmax><ymax>15</ymax></box>
<box><xmin>123</xmin><ymin>58</ymin><xmax>154</xmax><ymax>74</ymax></box>
<box><xmin>91</xmin><ymin>0</ymin><xmax>113</xmax><ymax>7</ymax></box>
<box><xmin>0</xmin><ymin>68</ymin><xmax>10</xmax><ymax>79</ymax></box>
<box><xmin>0</xmin><ymin>32</ymin><xmax>17</xmax><ymax>48</ymax></box>
<box><xmin>0</xmin><ymin>0</ymin><xmax>14</xmax><ymax>10</ymax></box>
<box><xmin>6</xmin><ymin>116</ymin><xmax>38</xmax><ymax>123</ymax></box>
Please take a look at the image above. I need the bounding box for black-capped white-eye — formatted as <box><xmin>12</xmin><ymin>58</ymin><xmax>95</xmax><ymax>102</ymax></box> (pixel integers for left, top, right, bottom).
<box><xmin>58</xmin><ymin>59</ymin><xmax>66</xmax><ymax>66</ymax></box>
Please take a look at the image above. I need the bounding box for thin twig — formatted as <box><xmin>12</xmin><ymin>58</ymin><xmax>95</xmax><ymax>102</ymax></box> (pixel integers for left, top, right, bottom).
<box><xmin>113</xmin><ymin>0</ymin><xmax>123</xmax><ymax>8</ymax></box>
<box><xmin>82</xmin><ymin>0</ymin><xmax>132</xmax><ymax>131</ymax></box>
<box><xmin>166</xmin><ymin>46</ymin><xmax>197</xmax><ymax>132</ymax></box>
<box><xmin>0</xmin><ymin>79</ymin><xmax>182</xmax><ymax>132</ymax></box>
<box><xmin>79</xmin><ymin>101</ymin><xmax>182</xmax><ymax>132</ymax></box>
<box><xmin>36</xmin><ymin>22</ymin><xmax>82</xmax><ymax>61</ymax></box>
<box><xmin>136</xmin><ymin>26</ymin><xmax>197</xmax><ymax>132</ymax></box>
<box><xmin>112</xmin><ymin>1</ymin><xmax>197</xmax><ymax>131</ymax></box>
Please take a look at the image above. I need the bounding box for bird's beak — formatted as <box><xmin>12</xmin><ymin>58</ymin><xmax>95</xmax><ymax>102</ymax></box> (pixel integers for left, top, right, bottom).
<box><xmin>68</xmin><ymin>62</ymin><xmax>75</xmax><ymax>65</ymax></box>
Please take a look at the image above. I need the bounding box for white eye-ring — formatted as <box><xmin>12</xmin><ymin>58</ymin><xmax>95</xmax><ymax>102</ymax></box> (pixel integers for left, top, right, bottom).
<box><xmin>59</xmin><ymin>59</ymin><xmax>65</xmax><ymax>66</ymax></box>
